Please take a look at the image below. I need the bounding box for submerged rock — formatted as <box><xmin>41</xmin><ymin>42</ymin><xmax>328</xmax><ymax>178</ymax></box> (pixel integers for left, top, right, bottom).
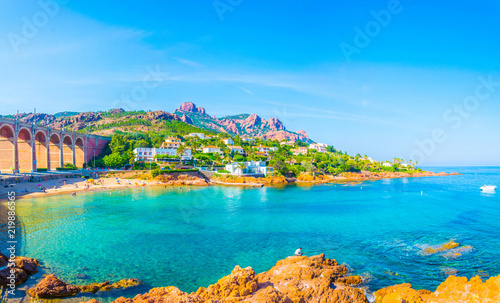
<box><xmin>28</xmin><ymin>275</ymin><xmax>141</xmax><ymax>298</ymax></box>
<box><xmin>441</xmin><ymin>245</ymin><xmax>474</xmax><ymax>259</ymax></box>
<box><xmin>421</xmin><ymin>240</ymin><xmax>459</xmax><ymax>255</ymax></box>
<box><xmin>109</xmin><ymin>254</ymin><xmax>368</xmax><ymax>303</ymax></box>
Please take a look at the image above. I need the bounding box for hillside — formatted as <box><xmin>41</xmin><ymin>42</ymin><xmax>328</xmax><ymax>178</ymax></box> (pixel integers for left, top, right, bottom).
<box><xmin>8</xmin><ymin>102</ymin><xmax>313</xmax><ymax>143</ymax></box>
<box><xmin>174</xmin><ymin>102</ymin><xmax>313</xmax><ymax>143</ymax></box>
<box><xmin>10</xmin><ymin>109</ymin><xmax>214</xmax><ymax>137</ymax></box>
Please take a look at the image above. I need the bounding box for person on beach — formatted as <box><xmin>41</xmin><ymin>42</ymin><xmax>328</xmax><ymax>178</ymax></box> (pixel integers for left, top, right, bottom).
<box><xmin>295</xmin><ymin>247</ymin><xmax>303</xmax><ymax>256</ymax></box>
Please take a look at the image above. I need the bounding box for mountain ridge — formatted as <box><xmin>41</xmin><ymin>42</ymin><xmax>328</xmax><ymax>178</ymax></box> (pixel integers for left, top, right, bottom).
<box><xmin>174</xmin><ymin>102</ymin><xmax>313</xmax><ymax>143</ymax></box>
<box><xmin>6</xmin><ymin>102</ymin><xmax>313</xmax><ymax>143</ymax></box>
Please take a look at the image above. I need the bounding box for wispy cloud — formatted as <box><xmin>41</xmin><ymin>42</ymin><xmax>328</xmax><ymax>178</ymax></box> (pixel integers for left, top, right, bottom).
<box><xmin>237</xmin><ymin>86</ymin><xmax>254</xmax><ymax>96</ymax></box>
<box><xmin>173</xmin><ymin>57</ymin><xmax>203</xmax><ymax>67</ymax></box>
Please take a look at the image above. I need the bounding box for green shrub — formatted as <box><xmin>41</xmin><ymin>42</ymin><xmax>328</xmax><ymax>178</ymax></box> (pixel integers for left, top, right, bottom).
<box><xmin>64</xmin><ymin>163</ymin><xmax>77</xmax><ymax>170</ymax></box>
<box><xmin>56</xmin><ymin>167</ymin><xmax>78</xmax><ymax>171</ymax></box>
<box><xmin>217</xmin><ymin>169</ymin><xmax>230</xmax><ymax>173</ymax></box>
<box><xmin>36</xmin><ymin>168</ymin><xmax>48</xmax><ymax>172</ymax></box>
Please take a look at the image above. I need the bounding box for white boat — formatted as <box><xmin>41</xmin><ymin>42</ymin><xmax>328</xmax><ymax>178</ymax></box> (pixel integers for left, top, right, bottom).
<box><xmin>480</xmin><ymin>185</ymin><xmax>497</xmax><ymax>192</ymax></box>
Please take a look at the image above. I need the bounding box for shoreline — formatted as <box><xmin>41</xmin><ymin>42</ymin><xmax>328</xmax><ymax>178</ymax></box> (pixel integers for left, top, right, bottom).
<box><xmin>0</xmin><ymin>170</ymin><xmax>460</xmax><ymax>202</ymax></box>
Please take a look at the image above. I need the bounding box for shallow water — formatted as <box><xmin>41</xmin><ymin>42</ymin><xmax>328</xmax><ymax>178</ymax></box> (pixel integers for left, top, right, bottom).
<box><xmin>1</xmin><ymin>166</ymin><xmax>499</xmax><ymax>302</ymax></box>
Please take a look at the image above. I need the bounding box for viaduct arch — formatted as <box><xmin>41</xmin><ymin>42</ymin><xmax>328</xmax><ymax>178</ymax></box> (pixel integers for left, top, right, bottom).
<box><xmin>0</xmin><ymin>117</ymin><xmax>110</xmax><ymax>173</ymax></box>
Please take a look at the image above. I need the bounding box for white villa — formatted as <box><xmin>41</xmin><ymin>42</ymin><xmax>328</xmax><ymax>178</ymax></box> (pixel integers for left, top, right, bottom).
<box><xmin>241</xmin><ymin>137</ymin><xmax>255</xmax><ymax>143</ymax></box>
<box><xmin>255</xmin><ymin>146</ymin><xmax>270</xmax><ymax>155</ymax></box>
<box><xmin>291</xmin><ymin>147</ymin><xmax>308</xmax><ymax>155</ymax></box>
<box><xmin>382</xmin><ymin>162</ymin><xmax>392</xmax><ymax>167</ymax></box>
<box><xmin>185</xmin><ymin>133</ymin><xmax>206</xmax><ymax>139</ymax></box>
<box><xmin>280</xmin><ymin>141</ymin><xmax>295</xmax><ymax>146</ymax></box>
<box><xmin>161</xmin><ymin>137</ymin><xmax>182</xmax><ymax>149</ymax></box>
<box><xmin>203</xmin><ymin>145</ymin><xmax>222</xmax><ymax>154</ymax></box>
<box><xmin>222</xmin><ymin>138</ymin><xmax>234</xmax><ymax>145</ymax></box>
<box><xmin>308</xmin><ymin>143</ymin><xmax>328</xmax><ymax>153</ymax></box>
<box><xmin>134</xmin><ymin>147</ymin><xmax>192</xmax><ymax>162</ymax></box>
<box><xmin>225</xmin><ymin>161</ymin><xmax>274</xmax><ymax>176</ymax></box>
<box><xmin>228</xmin><ymin>146</ymin><xmax>245</xmax><ymax>155</ymax></box>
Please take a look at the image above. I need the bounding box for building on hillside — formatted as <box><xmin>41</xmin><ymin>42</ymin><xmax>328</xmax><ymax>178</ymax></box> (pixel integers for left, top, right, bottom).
<box><xmin>161</xmin><ymin>137</ymin><xmax>182</xmax><ymax>149</ymax></box>
<box><xmin>291</xmin><ymin>147</ymin><xmax>308</xmax><ymax>155</ymax></box>
<box><xmin>228</xmin><ymin>146</ymin><xmax>245</xmax><ymax>155</ymax></box>
<box><xmin>202</xmin><ymin>145</ymin><xmax>222</xmax><ymax>154</ymax></box>
<box><xmin>225</xmin><ymin>161</ymin><xmax>274</xmax><ymax>176</ymax></box>
<box><xmin>308</xmin><ymin>143</ymin><xmax>328</xmax><ymax>153</ymax></box>
<box><xmin>269</xmin><ymin>147</ymin><xmax>278</xmax><ymax>152</ymax></box>
<box><xmin>222</xmin><ymin>138</ymin><xmax>234</xmax><ymax>145</ymax></box>
<box><xmin>185</xmin><ymin>133</ymin><xmax>206</xmax><ymax>139</ymax></box>
<box><xmin>255</xmin><ymin>151</ymin><xmax>268</xmax><ymax>158</ymax></box>
<box><xmin>134</xmin><ymin>147</ymin><xmax>192</xmax><ymax>162</ymax></box>
<box><xmin>382</xmin><ymin>162</ymin><xmax>392</xmax><ymax>167</ymax></box>
<box><xmin>255</xmin><ymin>145</ymin><xmax>270</xmax><ymax>155</ymax></box>
<box><xmin>241</xmin><ymin>137</ymin><xmax>255</xmax><ymax>143</ymax></box>
<box><xmin>280</xmin><ymin>141</ymin><xmax>295</xmax><ymax>146</ymax></box>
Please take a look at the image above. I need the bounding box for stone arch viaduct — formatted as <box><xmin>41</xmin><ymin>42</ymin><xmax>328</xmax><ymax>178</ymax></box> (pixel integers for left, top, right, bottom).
<box><xmin>0</xmin><ymin>116</ymin><xmax>110</xmax><ymax>173</ymax></box>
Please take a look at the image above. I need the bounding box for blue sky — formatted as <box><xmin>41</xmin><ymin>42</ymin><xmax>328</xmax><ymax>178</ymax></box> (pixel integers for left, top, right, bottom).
<box><xmin>1</xmin><ymin>0</ymin><xmax>499</xmax><ymax>165</ymax></box>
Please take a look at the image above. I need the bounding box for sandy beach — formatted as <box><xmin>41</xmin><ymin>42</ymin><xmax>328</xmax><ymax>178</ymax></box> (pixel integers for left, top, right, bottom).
<box><xmin>0</xmin><ymin>176</ymin><xmax>159</xmax><ymax>200</ymax></box>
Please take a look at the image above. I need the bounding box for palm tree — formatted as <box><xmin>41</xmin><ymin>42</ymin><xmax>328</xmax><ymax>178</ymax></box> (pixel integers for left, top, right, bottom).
<box><xmin>236</xmin><ymin>162</ymin><xmax>247</xmax><ymax>174</ymax></box>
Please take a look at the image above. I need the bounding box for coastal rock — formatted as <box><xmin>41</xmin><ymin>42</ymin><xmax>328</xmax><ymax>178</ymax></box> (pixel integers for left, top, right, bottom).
<box><xmin>211</xmin><ymin>174</ymin><xmax>288</xmax><ymax>185</ymax></box>
<box><xmin>28</xmin><ymin>274</ymin><xmax>80</xmax><ymax>298</ymax></box>
<box><xmin>28</xmin><ymin>275</ymin><xmax>141</xmax><ymax>298</ymax></box>
<box><xmin>14</xmin><ymin>256</ymin><xmax>40</xmax><ymax>275</ymax></box>
<box><xmin>0</xmin><ymin>267</ymin><xmax>29</xmax><ymax>286</ymax></box>
<box><xmin>0</xmin><ymin>254</ymin><xmax>40</xmax><ymax>286</ymax></box>
<box><xmin>374</xmin><ymin>274</ymin><xmax>500</xmax><ymax>303</ymax></box>
<box><xmin>0</xmin><ymin>252</ymin><xmax>8</xmax><ymax>267</ymax></box>
<box><xmin>111</xmin><ymin>254</ymin><xmax>368</xmax><ymax>303</ymax></box>
<box><xmin>79</xmin><ymin>278</ymin><xmax>141</xmax><ymax>293</ymax></box>
<box><xmin>154</xmin><ymin>173</ymin><xmax>209</xmax><ymax>186</ymax></box>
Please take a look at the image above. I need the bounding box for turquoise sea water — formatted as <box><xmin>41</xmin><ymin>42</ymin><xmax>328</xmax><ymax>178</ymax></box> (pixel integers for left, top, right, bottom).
<box><xmin>1</xmin><ymin>166</ymin><xmax>500</xmax><ymax>301</ymax></box>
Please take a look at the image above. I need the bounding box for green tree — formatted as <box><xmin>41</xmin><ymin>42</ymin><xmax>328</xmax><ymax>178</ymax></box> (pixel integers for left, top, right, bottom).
<box><xmin>103</xmin><ymin>153</ymin><xmax>127</xmax><ymax>168</ymax></box>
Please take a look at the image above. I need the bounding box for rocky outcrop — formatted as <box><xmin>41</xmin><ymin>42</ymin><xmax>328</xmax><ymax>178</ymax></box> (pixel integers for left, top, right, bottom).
<box><xmin>154</xmin><ymin>173</ymin><xmax>209</xmax><ymax>186</ymax></box>
<box><xmin>14</xmin><ymin>113</ymin><xmax>56</xmax><ymax>126</ymax></box>
<box><xmin>175</xmin><ymin>102</ymin><xmax>207</xmax><ymax>115</ymax></box>
<box><xmin>79</xmin><ymin>278</ymin><xmax>141</xmax><ymax>293</ymax></box>
<box><xmin>267</xmin><ymin>118</ymin><xmax>285</xmax><ymax>131</ymax></box>
<box><xmin>175</xmin><ymin>102</ymin><xmax>314</xmax><ymax>143</ymax></box>
<box><xmin>211</xmin><ymin>175</ymin><xmax>288</xmax><ymax>185</ymax></box>
<box><xmin>0</xmin><ymin>254</ymin><xmax>39</xmax><ymax>286</ymax></box>
<box><xmin>144</xmin><ymin>110</ymin><xmax>181</xmax><ymax>122</ymax></box>
<box><xmin>28</xmin><ymin>275</ymin><xmax>80</xmax><ymax>298</ymax></box>
<box><xmin>374</xmin><ymin>275</ymin><xmax>500</xmax><ymax>302</ymax></box>
<box><xmin>28</xmin><ymin>274</ymin><xmax>141</xmax><ymax>299</ymax></box>
<box><xmin>180</xmin><ymin>113</ymin><xmax>194</xmax><ymax>125</ymax></box>
<box><xmin>108</xmin><ymin>108</ymin><xmax>125</xmax><ymax>115</ymax></box>
<box><xmin>107</xmin><ymin>254</ymin><xmax>367</xmax><ymax>303</ymax></box>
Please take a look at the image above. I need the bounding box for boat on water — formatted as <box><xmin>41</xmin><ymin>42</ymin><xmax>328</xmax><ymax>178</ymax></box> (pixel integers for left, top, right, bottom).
<box><xmin>480</xmin><ymin>185</ymin><xmax>497</xmax><ymax>192</ymax></box>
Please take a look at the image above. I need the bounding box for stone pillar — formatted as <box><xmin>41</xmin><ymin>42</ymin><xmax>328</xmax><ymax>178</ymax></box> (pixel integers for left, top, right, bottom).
<box><xmin>60</xmin><ymin>132</ymin><xmax>64</xmax><ymax>168</ymax></box>
<box><xmin>31</xmin><ymin>124</ymin><xmax>36</xmax><ymax>173</ymax></box>
<box><xmin>47</xmin><ymin>128</ymin><xmax>51</xmax><ymax>171</ymax></box>
<box><xmin>14</xmin><ymin>121</ymin><xmax>19</xmax><ymax>173</ymax></box>
<box><xmin>72</xmin><ymin>132</ymin><xmax>76</xmax><ymax>166</ymax></box>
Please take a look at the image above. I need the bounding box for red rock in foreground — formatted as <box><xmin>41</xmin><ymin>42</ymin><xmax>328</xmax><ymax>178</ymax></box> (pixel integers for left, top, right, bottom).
<box><xmin>110</xmin><ymin>254</ymin><xmax>368</xmax><ymax>303</ymax></box>
<box><xmin>374</xmin><ymin>275</ymin><xmax>500</xmax><ymax>302</ymax></box>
